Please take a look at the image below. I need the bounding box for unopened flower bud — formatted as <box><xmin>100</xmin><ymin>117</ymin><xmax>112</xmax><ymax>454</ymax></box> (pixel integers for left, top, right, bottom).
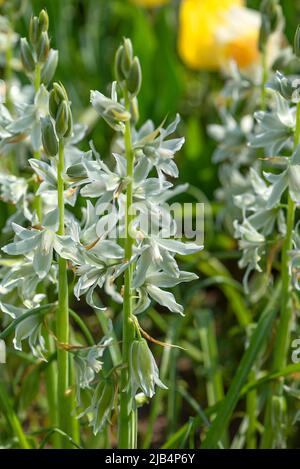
<box><xmin>115</xmin><ymin>45</ymin><xmax>126</xmax><ymax>83</ymax></box>
<box><xmin>38</xmin><ymin>9</ymin><xmax>49</xmax><ymax>34</ymax></box>
<box><xmin>121</xmin><ymin>37</ymin><xmax>133</xmax><ymax>77</ymax></box>
<box><xmin>64</xmin><ymin>106</ymin><xmax>73</xmax><ymax>138</ymax></box>
<box><xmin>55</xmin><ymin>100</ymin><xmax>70</xmax><ymax>138</ymax></box>
<box><xmin>20</xmin><ymin>37</ymin><xmax>35</xmax><ymax>72</ymax></box>
<box><xmin>36</xmin><ymin>31</ymin><xmax>50</xmax><ymax>63</ymax></box>
<box><xmin>127</xmin><ymin>56</ymin><xmax>142</xmax><ymax>97</ymax></box>
<box><xmin>29</xmin><ymin>16</ymin><xmax>39</xmax><ymax>45</ymax></box>
<box><xmin>295</xmin><ymin>25</ymin><xmax>300</xmax><ymax>59</ymax></box>
<box><xmin>53</xmin><ymin>81</ymin><xmax>68</xmax><ymax>102</ymax></box>
<box><xmin>49</xmin><ymin>88</ymin><xmax>59</xmax><ymax>119</ymax></box>
<box><xmin>41</xmin><ymin>49</ymin><xmax>58</xmax><ymax>86</ymax></box>
<box><xmin>41</xmin><ymin>116</ymin><xmax>58</xmax><ymax>156</ymax></box>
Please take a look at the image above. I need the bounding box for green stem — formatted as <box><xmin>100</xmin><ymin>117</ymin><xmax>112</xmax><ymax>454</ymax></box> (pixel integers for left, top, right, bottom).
<box><xmin>261</xmin><ymin>47</ymin><xmax>268</xmax><ymax>111</ymax></box>
<box><xmin>5</xmin><ymin>33</ymin><xmax>13</xmax><ymax>112</ymax></box>
<box><xmin>56</xmin><ymin>138</ymin><xmax>74</xmax><ymax>448</ymax></box>
<box><xmin>33</xmin><ymin>62</ymin><xmax>42</xmax><ymax>221</ymax></box>
<box><xmin>33</xmin><ymin>61</ymin><xmax>58</xmax><ymax>445</ymax></box>
<box><xmin>0</xmin><ymin>381</ymin><xmax>30</xmax><ymax>448</ymax></box>
<box><xmin>118</xmin><ymin>89</ymin><xmax>136</xmax><ymax>449</ymax></box>
<box><xmin>44</xmin><ymin>333</ymin><xmax>59</xmax><ymax>448</ymax></box>
<box><xmin>262</xmin><ymin>101</ymin><xmax>300</xmax><ymax>448</ymax></box>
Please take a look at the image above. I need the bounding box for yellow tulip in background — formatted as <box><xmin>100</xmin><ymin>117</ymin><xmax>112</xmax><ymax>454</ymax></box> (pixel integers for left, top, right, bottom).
<box><xmin>178</xmin><ymin>0</ymin><xmax>262</xmax><ymax>72</ymax></box>
<box><xmin>130</xmin><ymin>0</ymin><xmax>169</xmax><ymax>7</ymax></box>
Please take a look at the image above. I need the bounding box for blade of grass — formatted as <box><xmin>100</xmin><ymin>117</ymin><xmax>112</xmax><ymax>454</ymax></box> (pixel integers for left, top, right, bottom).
<box><xmin>0</xmin><ymin>381</ymin><xmax>30</xmax><ymax>449</ymax></box>
<box><xmin>196</xmin><ymin>309</ymin><xmax>228</xmax><ymax>447</ymax></box>
<box><xmin>201</xmin><ymin>282</ymin><xmax>280</xmax><ymax>448</ymax></box>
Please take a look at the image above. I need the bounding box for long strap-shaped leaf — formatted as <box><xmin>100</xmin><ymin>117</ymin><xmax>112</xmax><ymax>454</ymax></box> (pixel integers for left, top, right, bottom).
<box><xmin>201</xmin><ymin>282</ymin><xmax>281</xmax><ymax>449</ymax></box>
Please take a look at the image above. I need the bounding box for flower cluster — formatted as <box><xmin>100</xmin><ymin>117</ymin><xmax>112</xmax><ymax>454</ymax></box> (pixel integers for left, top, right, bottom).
<box><xmin>0</xmin><ymin>16</ymin><xmax>201</xmax><ymax>441</ymax></box>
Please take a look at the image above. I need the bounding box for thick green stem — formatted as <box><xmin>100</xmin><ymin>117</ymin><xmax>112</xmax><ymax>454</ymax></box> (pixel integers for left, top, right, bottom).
<box><xmin>262</xmin><ymin>101</ymin><xmax>300</xmax><ymax>448</ymax></box>
<box><xmin>56</xmin><ymin>138</ymin><xmax>75</xmax><ymax>448</ymax></box>
<box><xmin>118</xmin><ymin>90</ymin><xmax>136</xmax><ymax>449</ymax></box>
<box><xmin>0</xmin><ymin>381</ymin><xmax>30</xmax><ymax>449</ymax></box>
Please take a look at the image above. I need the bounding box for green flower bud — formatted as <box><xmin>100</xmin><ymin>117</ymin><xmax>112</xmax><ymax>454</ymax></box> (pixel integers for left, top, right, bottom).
<box><xmin>53</xmin><ymin>81</ymin><xmax>68</xmax><ymax>102</ymax></box>
<box><xmin>130</xmin><ymin>339</ymin><xmax>167</xmax><ymax>399</ymax></box>
<box><xmin>115</xmin><ymin>45</ymin><xmax>126</xmax><ymax>83</ymax></box>
<box><xmin>64</xmin><ymin>105</ymin><xmax>73</xmax><ymax>138</ymax></box>
<box><xmin>41</xmin><ymin>116</ymin><xmax>58</xmax><ymax>156</ymax></box>
<box><xmin>55</xmin><ymin>100</ymin><xmax>70</xmax><ymax>138</ymax></box>
<box><xmin>127</xmin><ymin>56</ymin><xmax>142</xmax><ymax>97</ymax></box>
<box><xmin>38</xmin><ymin>9</ymin><xmax>49</xmax><ymax>34</ymax></box>
<box><xmin>121</xmin><ymin>37</ymin><xmax>133</xmax><ymax>77</ymax></box>
<box><xmin>41</xmin><ymin>49</ymin><xmax>58</xmax><ymax>86</ymax></box>
<box><xmin>295</xmin><ymin>25</ymin><xmax>300</xmax><ymax>59</ymax></box>
<box><xmin>49</xmin><ymin>88</ymin><xmax>59</xmax><ymax>119</ymax></box>
<box><xmin>36</xmin><ymin>31</ymin><xmax>50</xmax><ymax>63</ymax></box>
<box><xmin>29</xmin><ymin>16</ymin><xmax>39</xmax><ymax>45</ymax></box>
<box><xmin>20</xmin><ymin>37</ymin><xmax>35</xmax><ymax>72</ymax></box>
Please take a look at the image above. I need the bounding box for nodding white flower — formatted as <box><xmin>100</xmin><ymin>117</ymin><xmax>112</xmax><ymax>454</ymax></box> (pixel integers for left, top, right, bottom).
<box><xmin>130</xmin><ymin>339</ymin><xmax>167</xmax><ymax>398</ymax></box>
<box><xmin>178</xmin><ymin>0</ymin><xmax>282</xmax><ymax>76</ymax></box>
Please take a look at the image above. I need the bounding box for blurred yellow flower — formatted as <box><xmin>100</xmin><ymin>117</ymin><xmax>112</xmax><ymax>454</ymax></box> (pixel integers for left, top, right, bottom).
<box><xmin>130</xmin><ymin>0</ymin><xmax>169</xmax><ymax>7</ymax></box>
<box><xmin>178</xmin><ymin>0</ymin><xmax>261</xmax><ymax>72</ymax></box>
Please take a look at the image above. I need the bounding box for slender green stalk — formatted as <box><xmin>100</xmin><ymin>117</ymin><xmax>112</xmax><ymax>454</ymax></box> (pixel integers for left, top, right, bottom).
<box><xmin>44</xmin><ymin>333</ymin><xmax>59</xmax><ymax>448</ymax></box>
<box><xmin>33</xmin><ymin>61</ymin><xmax>58</xmax><ymax>445</ymax></box>
<box><xmin>33</xmin><ymin>62</ymin><xmax>42</xmax><ymax>221</ymax></box>
<box><xmin>261</xmin><ymin>47</ymin><xmax>268</xmax><ymax>111</ymax></box>
<box><xmin>262</xmin><ymin>101</ymin><xmax>300</xmax><ymax>448</ymax></box>
<box><xmin>246</xmin><ymin>49</ymin><xmax>270</xmax><ymax>449</ymax></box>
<box><xmin>56</xmin><ymin>138</ymin><xmax>74</xmax><ymax>448</ymax></box>
<box><xmin>5</xmin><ymin>32</ymin><xmax>13</xmax><ymax>112</ymax></box>
<box><xmin>0</xmin><ymin>381</ymin><xmax>30</xmax><ymax>449</ymax></box>
<box><xmin>118</xmin><ymin>89</ymin><xmax>137</xmax><ymax>449</ymax></box>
